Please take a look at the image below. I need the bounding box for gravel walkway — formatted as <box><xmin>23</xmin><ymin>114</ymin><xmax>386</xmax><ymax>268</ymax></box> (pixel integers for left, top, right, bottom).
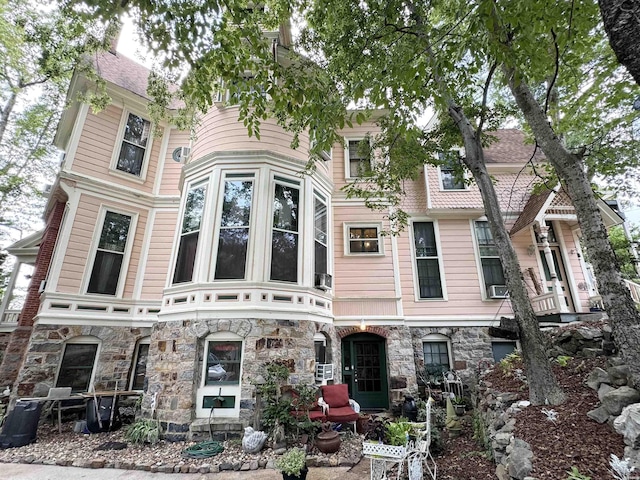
<box><xmin>0</xmin><ymin>421</ymin><xmax>363</xmax><ymax>474</ymax></box>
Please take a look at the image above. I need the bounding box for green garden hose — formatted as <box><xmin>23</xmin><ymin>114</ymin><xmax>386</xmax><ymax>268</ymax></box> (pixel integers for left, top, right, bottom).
<box><xmin>182</xmin><ymin>440</ymin><xmax>224</xmax><ymax>458</ymax></box>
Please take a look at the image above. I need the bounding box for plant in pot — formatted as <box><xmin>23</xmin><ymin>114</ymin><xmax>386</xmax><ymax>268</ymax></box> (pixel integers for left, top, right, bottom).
<box><xmin>275</xmin><ymin>447</ymin><xmax>308</xmax><ymax>480</ymax></box>
<box><xmin>451</xmin><ymin>396</ymin><xmax>466</xmax><ymax>415</ymax></box>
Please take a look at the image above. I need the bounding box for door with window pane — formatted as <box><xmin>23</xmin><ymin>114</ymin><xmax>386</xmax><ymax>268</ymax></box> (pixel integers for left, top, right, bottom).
<box><xmin>341</xmin><ymin>333</ymin><xmax>388</xmax><ymax>409</ymax></box>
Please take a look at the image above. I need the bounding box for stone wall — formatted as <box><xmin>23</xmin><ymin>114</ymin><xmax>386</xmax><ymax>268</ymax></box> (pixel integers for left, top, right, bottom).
<box><xmin>14</xmin><ymin>324</ymin><xmax>151</xmax><ymax>398</ymax></box>
<box><xmin>144</xmin><ymin>318</ymin><xmax>340</xmax><ymax>441</ymax></box>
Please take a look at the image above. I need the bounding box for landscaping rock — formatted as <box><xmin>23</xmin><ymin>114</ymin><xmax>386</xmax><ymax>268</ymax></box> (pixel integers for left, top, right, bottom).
<box><xmin>508</xmin><ymin>439</ymin><xmax>533</xmax><ymax>480</ymax></box>
<box><xmin>587</xmin><ymin>405</ymin><xmax>610</xmax><ymax>424</ymax></box>
<box><xmin>602</xmin><ymin>386</ymin><xmax>640</xmax><ymax>416</ymax></box>
<box><xmin>614</xmin><ymin>403</ymin><xmax>640</xmax><ymax>447</ymax></box>
<box><xmin>586</xmin><ymin>367</ymin><xmax>611</xmax><ymax>390</ymax></box>
<box><xmin>598</xmin><ymin>383</ymin><xmax>615</xmax><ymax>401</ymax></box>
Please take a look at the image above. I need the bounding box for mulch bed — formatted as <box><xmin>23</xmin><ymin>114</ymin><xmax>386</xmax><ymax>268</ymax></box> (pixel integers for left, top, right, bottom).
<box><xmin>434</xmin><ymin>355</ymin><xmax>626</xmax><ymax>479</ymax></box>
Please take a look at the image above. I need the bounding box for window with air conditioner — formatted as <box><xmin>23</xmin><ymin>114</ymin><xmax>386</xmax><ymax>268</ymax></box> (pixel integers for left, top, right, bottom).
<box><xmin>474</xmin><ymin>220</ymin><xmax>506</xmax><ymax>299</ymax></box>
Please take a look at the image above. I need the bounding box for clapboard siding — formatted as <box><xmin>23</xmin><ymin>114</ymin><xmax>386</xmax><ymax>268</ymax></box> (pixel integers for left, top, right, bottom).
<box><xmin>141</xmin><ymin>210</ymin><xmax>179</xmax><ymax>298</ymax></box>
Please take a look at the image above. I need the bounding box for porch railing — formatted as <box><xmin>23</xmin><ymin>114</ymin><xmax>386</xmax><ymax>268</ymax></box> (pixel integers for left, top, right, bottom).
<box><xmin>624</xmin><ymin>279</ymin><xmax>640</xmax><ymax>306</ymax></box>
<box><xmin>530</xmin><ymin>291</ymin><xmax>563</xmax><ymax>315</ymax></box>
<box><xmin>0</xmin><ymin>309</ymin><xmax>20</xmax><ymax>325</ymax></box>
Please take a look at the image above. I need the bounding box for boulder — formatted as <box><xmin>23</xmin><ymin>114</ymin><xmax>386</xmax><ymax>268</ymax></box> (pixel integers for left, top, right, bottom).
<box><xmin>508</xmin><ymin>439</ymin><xmax>533</xmax><ymax>480</ymax></box>
<box><xmin>608</xmin><ymin>365</ymin><xmax>631</xmax><ymax>386</ymax></box>
<box><xmin>586</xmin><ymin>367</ymin><xmax>612</xmax><ymax>391</ymax></box>
<box><xmin>587</xmin><ymin>405</ymin><xmax>610</xmax><ymax>424</ymax></box>
<box><xmin>598</xmin><ymin>383</ymin><xmax>615</xmax><ymax>401</ymax></box>
<box><xmin>614</xmin><ymin>403</ymin><xmax>640</xmax><ymax>447</ymax></box>
<box><xmin>602</xmin><ymin>387</ymin><xmax>640</xmax><ymax>416</ymax></box>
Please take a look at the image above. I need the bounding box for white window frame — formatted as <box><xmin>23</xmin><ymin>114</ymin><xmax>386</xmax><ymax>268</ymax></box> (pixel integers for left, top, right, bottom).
<box><xmin>422</xmin><ymin>333</ymin><xmax>453</xmax><ymax>375</ymax></box>
<box><xmin>172</xmin><ymin>181</ymin><xmax>208</xmax><ymax>285</ymax></box>
<box><xmin>212</xmin><ymin>173</ymin><xmax>255</xmax><ymax>282</ymax></box>
<box><xmin>129</xmin><ymin>337</ymin><xmax>150</xmax><ymax>391</ymax></box>
<box><xmin>344</xmin><ymin>137</ymin><xmax>373</xmax><ymax>180</ymax></box>
<box><xmin>83</xmin><ymin>206</ymin><xmax>138</xmax><ymax>298</ymax></box>
<box><xmin>269</xmin><ymin>174</ymin><xmax>302</xmax><ymax>284</ymax></box>
<box><xmin>109</xmin><ymin>108</ymin><xmax>154</xmax><ymax>182</ymax></box>
<box><xmin>196</xmin><ymin>332</ymin><xmax>244</xmax><ymax>418</ymax></box>
<box><xmin>410</xmin><ymin>219</ymin><xmax>447</xmax><ymax>300</ymax></box>
<box><xmin>343</xmin><ymin>222</ymin><xmax>384</xmax><ymax>256</ymax></box>
<box><xmin>436</xmin><ymin>149</ymin><xmax>469</xmax><ymax>191</ymax></box>
<box><xmin>55</xmin><ymin>335</ymin><xmax>101</xmax><ymax>393</ymax></box>
<box><xmin>471</xmin><ymin>218</ymin><xmax>505</xmax><ymax>301</ymax></box>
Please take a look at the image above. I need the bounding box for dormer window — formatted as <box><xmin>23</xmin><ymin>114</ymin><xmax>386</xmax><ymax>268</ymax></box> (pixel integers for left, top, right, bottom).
<box><xmin>115</xmin><ymin>112</ymin><xmax>151</xmax><ymax>177</ymax></box>
<box><xmin>345</xmin><ymin>138</ymin><xmax>372</xmax><ymax>179</ymax></box>
<box><xmin>438</xmin><ymin>151</ymin><xmax>467</xmax><ymax>191</ymax></box>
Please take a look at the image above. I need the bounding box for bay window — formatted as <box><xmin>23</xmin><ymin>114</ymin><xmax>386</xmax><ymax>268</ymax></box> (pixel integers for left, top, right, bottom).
<box><xmin>314</xmin><ymin>192</ymin><xmax>328</xmax><ymax>278</ymax></box>
<box><xmin>173</xmin><ymin>184</ymin><xmax>206</xmax><ymax>284</ymax></box>
<box><xmin>215</xmin><ymin>176</ymin><xmax>254</xmax><ymax>280</ymax></box>
<box><xmin>270</xmin><ymin>177</ymin><xmax>299</xmax><ymax>283</ymax></box>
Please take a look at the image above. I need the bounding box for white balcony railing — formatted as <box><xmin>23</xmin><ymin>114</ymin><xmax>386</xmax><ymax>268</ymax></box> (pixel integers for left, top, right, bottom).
<box><xmin>0</xmin><ymin>309</ymin><xmax>20</xmax><ymax>325</ymax></box>
<box><xmin>624</xmin><ymin>279</ymin><xmax>640</xmax><ymax>305</ymax></box>
<box><xmin>530</xmin><ymin>291</ymin><xmax>563</xmax><ymax>315</ymax></box>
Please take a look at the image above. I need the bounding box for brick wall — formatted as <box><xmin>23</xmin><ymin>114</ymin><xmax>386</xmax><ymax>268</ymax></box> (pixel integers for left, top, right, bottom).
<box><xmin>0</xmin><ymin>200</ymin><xmax>66</xmax><ymax>386</ymax></box>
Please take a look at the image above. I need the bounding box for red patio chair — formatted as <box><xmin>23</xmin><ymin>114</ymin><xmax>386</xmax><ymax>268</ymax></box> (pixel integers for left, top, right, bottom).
<box><xmin>318</xmin><ymin>384</ymin><xmax>360</xmax><ymax>432</ymax></box>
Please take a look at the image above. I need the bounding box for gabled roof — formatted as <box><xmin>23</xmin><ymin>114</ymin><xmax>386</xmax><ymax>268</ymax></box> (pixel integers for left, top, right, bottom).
<box><xmin>6</xmin><ymin>229</ymin><xmax>43</xmax><ymax>264</ymax></box>
<box><xmin>484</xmin><ymin>129</ymin><xmax>546</xmax><ymax>164</ymax></box>
<box><xmin>509</xmin><ymin>189</ymin><xmax>554</xmax><ymax>236</ymax></box>
<box><xmin>93</xmin><ymin>51</ymin><xmax>157</xmax><ymax>104</ymax></box>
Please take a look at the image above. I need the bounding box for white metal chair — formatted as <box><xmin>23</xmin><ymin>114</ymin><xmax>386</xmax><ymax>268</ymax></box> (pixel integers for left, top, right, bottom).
<box><xmin>405</xmin><ymin>398</ymin><xmax>437</xmax><ymax>480</ymax></box>
<box><xmin>442</xmin><ymin>370</ymin><xmax>463</xmax><ymax>399</ymax></box>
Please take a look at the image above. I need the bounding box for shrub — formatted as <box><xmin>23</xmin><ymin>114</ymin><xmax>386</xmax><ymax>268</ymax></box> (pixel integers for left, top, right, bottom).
<box><xmin>124</xmin><ymin>418</ymin><xmax>160</xmax><ymax>445</ymax></box>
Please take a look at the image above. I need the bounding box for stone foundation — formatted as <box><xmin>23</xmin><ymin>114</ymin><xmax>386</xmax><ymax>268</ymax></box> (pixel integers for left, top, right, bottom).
<box><xmin>13</xmin><ymin>324</ymin><xmax>151</xmax><ymax>398</ymax></box>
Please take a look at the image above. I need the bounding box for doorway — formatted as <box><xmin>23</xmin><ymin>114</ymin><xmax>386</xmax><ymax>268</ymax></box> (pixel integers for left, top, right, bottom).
<box><xmin>539</xmin><ymin>246</ymin><xmax>575</xmax><ymax>312</ymax></box>
<box><xmin>341</xmin><ymin>333</ymin><xmax>389</xmax><ymax>410</ymax></box>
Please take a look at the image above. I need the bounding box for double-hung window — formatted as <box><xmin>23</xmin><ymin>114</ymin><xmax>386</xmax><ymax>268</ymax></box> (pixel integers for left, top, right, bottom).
<box><xmin>423</xmin><ymin>340</ymin><xmax>451</xmax><ymax>377</ymax></box>
<box><xmin>346</xmin><ymin>225</ymin><xmax>381</xmax><ymax>254</ymax></box>
<box><xmin>413</xmin><ymin>222</ymin><xmax>443</xmax><ymax>299</ymax></box>
<box><xmin>270</xmin><ymin>177</ymin><xmax>299</xmax><ymax>283</ymax></box>
<box><xmin>474</xmin><ymin>221</ymin><xmax>506</xmax><ymax>296</ymax></box>
<box><xmin>438</xmin><ymin>151</ymin><xmax>466</xmax><ymax>190</ymax></box>
<box><xmin>88</xmin><ymin>211</ymin><xmax>132</xmax><ymax>295</ymax></box>
<box><xmin>116</xmin><ymin>112</ymin><xmax>151</xmax><ymax>177</ymax></box>
<box><xmin>345</xmin><ymin>138</ymin><xmax>372</xmax><ymax>178</ymax></box>
<box><xmin>56</xmin><ymin>338</ymin><xmax>99</xmax><ymax>393</ymax></box>
<box><xmin>215</xmin><ymin>176</ymin><xmax>254</xmax><ymax>280</ymax></box>
<box><xmin>130</xmin><ymin>338</ymin><xmax>150</xmax><ymax>391</ymax></box>
<box><xmin>173</xmin><ymin>184</ymin><xmax>206</xmax><ymax>284</ymax></box>
<box><xmin>314</xmin><ymin>192</ymin><xmax>328</xmax><ymax>278</ymax></box>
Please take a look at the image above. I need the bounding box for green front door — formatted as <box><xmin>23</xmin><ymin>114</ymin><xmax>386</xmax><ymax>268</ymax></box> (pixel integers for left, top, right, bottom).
<box><xmin>341</xmin><ymin>333</ymin><xmax>389</xmax><ymax>410</ymax></box>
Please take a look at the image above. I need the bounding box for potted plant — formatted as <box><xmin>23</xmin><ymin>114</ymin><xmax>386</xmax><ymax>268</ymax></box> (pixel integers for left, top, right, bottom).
<box><xmin>452</xmin><ymin>396</ymin><xmax>466</xmax><ymax>415</ymax></box>
<box><xmin>275</xmin><ymin>447</ymin><xmax>308</xmax><ymax>480</ymax></box>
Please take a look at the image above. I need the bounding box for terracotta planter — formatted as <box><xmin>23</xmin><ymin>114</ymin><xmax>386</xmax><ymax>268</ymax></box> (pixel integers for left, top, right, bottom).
<box><xmin>316</xmin><ymin>429</ymin><xmax>341</xmax><ymax>453</ymax></box>
<box><xmin>356</xmin><ymin>414</ymin><xmax>371</xmax><ymax>434</ymax></box>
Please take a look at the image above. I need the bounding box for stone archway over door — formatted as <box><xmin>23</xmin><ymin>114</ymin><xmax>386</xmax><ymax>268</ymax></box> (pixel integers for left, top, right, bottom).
<box><xmin>341</xmin><ymin>333</ymin><xmax>388</xmax><ymax>410</ymax></box>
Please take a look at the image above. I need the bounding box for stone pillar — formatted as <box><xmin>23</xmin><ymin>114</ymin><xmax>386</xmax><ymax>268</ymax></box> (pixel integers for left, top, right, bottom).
<box><xmin>0</xmin><ymin>200</ymin><xmax>66</xmax><ymax>387</ymax></box>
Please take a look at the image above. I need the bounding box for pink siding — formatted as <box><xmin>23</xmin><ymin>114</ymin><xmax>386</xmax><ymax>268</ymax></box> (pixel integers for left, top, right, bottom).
<box><xmin>72</xmin><ymin>105</ymin><xmax>159</xmax><ymax>194</ymax></box>
<box><xmin>159</xmin><ymin>130</ymin><xmax>189</xmax><ymax>196</ymax></box>
<box><xmin>191</xmin><ymin>107</ymin><xmax>312</xmax><ymax>164</ymax></box>
<box><xmin>400</xmin><ymin>170</ymin><xmax>427</xmax><ymax>214</ymax></box>
<box><xmin>332</xmin><ymin>204</ymin><xmax>396</xmax><ymax>298</ymax></box>
<box><xmin>57</xmin><ymin>193</ymin><xmax>149</xmax><ymax>298</ymax></box>
<box><xmin>141</xmin><ymin>210</ymin><xmax>179</xmax><ymax>298</ymax></box>
<box><xmin>332</xmin><ymin>124</ymin><xmax>380</xmax><ymax>191</ymax></box>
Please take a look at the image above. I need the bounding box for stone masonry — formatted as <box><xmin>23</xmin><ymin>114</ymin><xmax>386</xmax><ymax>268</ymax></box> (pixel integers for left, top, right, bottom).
<box><xmin>13</xmin><ymin>323</ymin><xmax>151</xmax><ymax>398</ymax></box>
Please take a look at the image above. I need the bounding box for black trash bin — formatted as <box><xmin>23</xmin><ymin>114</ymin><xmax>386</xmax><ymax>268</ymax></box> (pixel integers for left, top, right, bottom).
<box><xmin>0</xmin><ymin>400</ymin><xmax>43</xmax><ymax>448</ymax></box>
<box><xmin>86</xmin><ymin>396</ymin><xmax>121</xmax><ymax>433</ymax></box>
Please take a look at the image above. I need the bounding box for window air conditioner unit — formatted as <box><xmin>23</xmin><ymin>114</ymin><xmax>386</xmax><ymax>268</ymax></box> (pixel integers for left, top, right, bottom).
<box><xmin>315</xmin><ymin>363</ymin><xmax>334</xmax><ymax>382</ymax></box>
<box><xmin>315</xmin><ymin>273</ymin><xmax>332</xmax><ymax>290</ymax></box>
<box><xmin>489</xmin><ymin>285</ymin><xmax>509</xmax><ymax>299</ymax></box>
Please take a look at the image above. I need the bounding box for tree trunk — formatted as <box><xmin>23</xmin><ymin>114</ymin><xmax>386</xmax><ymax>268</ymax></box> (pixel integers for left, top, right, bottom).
<box><xmin>0</xmin><ymin>90</ymin><xmax>17</xmax><ymax>146</ymax></box>
<box><xmin>598</xmin><ymin>0</ymin><xmax>640</xmax><ymax>86</ymax></box>
<box><xmin>507</xmin><ymin>70</ymin><xmax>640</xmax><ymax>388</ymax></box>
<box><xmin>448</xmin><ymin>103</ymin><xmax>566</xmax><ymax>405</ymax></box>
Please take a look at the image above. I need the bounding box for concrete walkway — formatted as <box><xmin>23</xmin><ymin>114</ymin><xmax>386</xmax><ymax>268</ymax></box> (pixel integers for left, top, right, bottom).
<box><xmin>0</xmin><ymin>460</ymin><xmax>370</xmax><ymax>479</ymax></box>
